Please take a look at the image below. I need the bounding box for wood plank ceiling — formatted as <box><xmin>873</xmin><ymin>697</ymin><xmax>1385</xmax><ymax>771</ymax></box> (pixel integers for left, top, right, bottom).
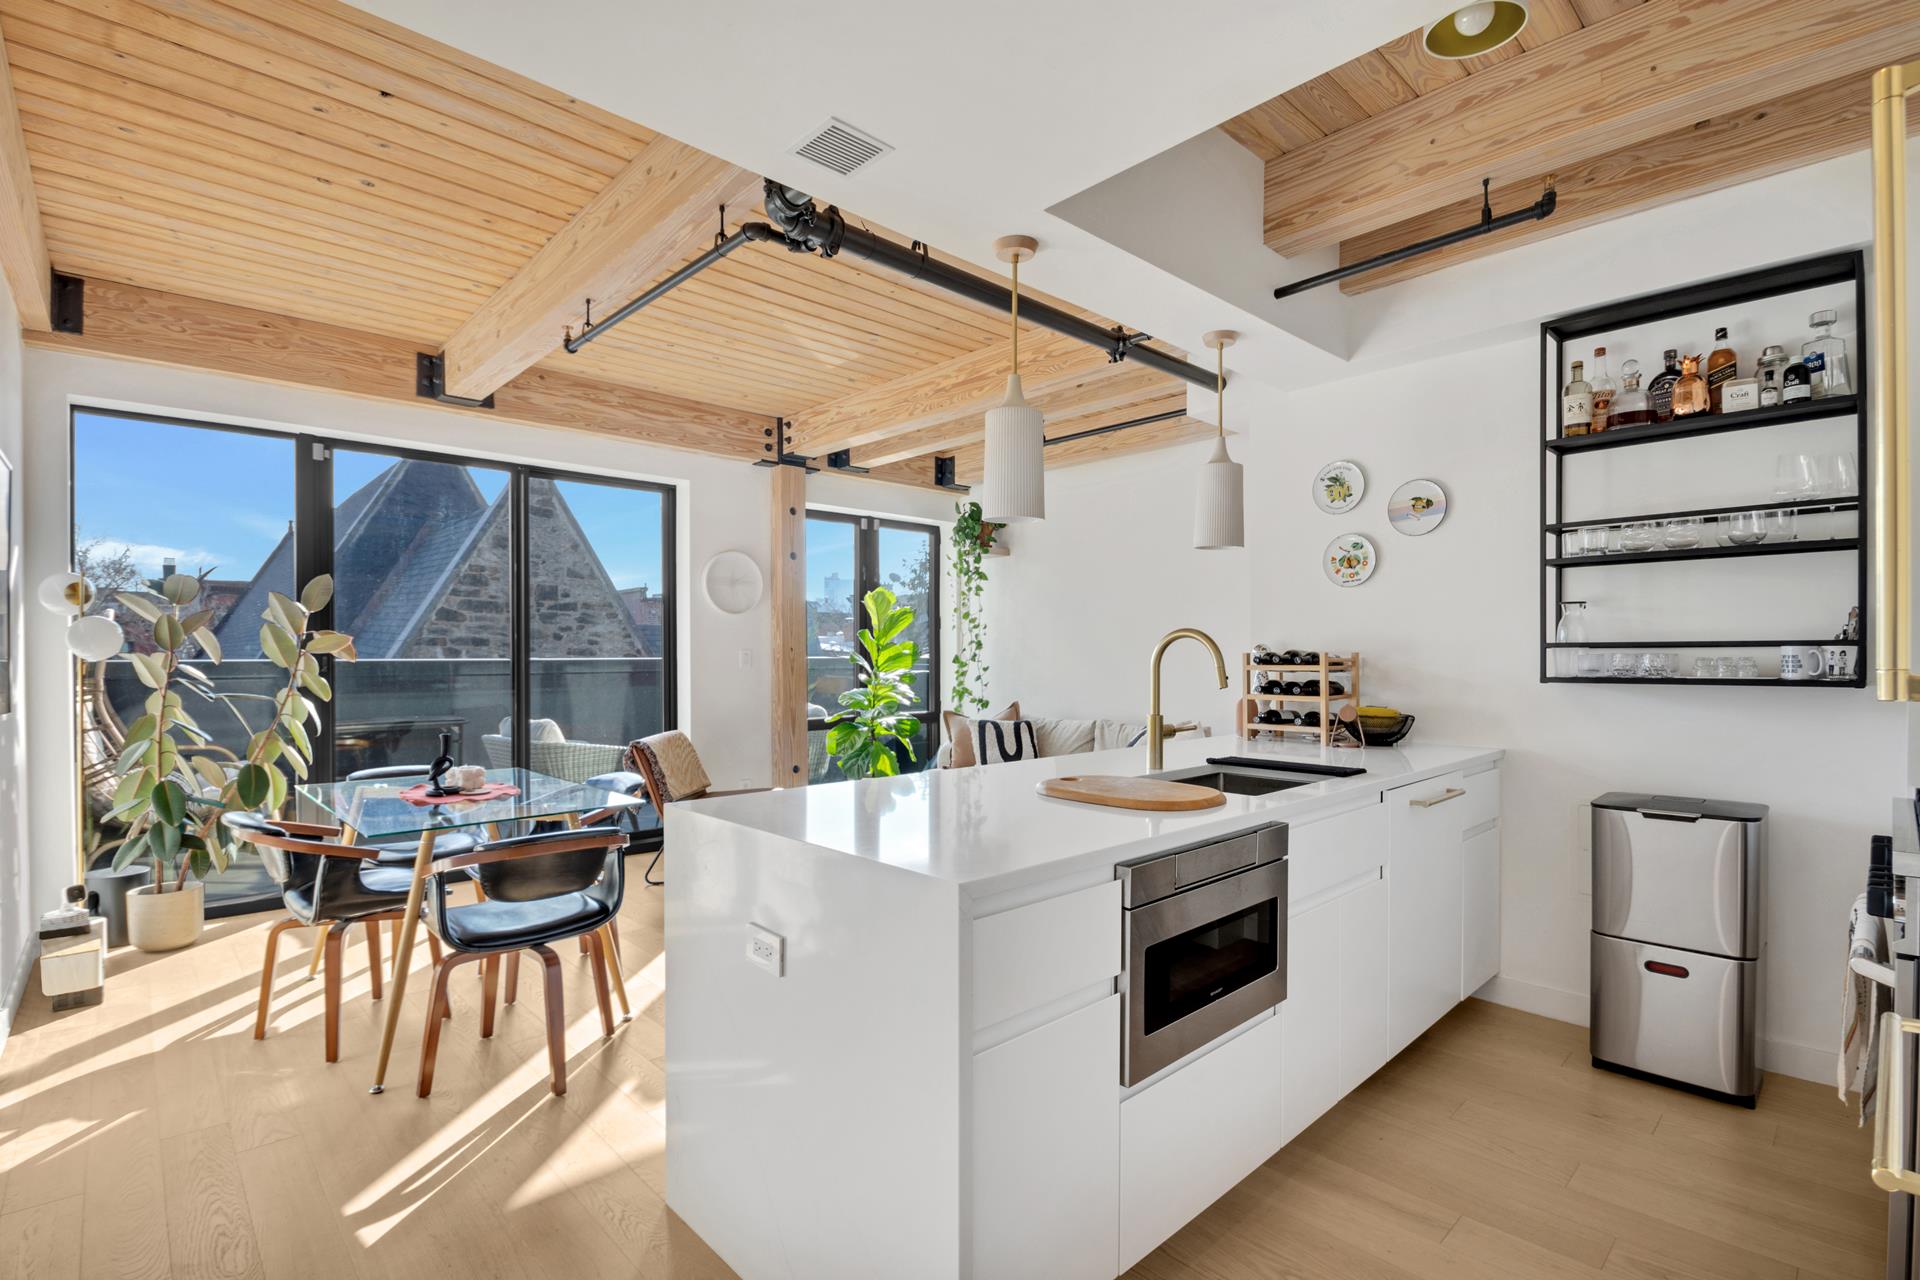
<box><xmin>0</xmin><ymin>0</ymin><xmax>1192</xmax><ymax>483</ymax></box>
<box><xmin>1222</xmin><ymin>0</ymin><xmax>1920</xmax><ymax>293</ymax></box>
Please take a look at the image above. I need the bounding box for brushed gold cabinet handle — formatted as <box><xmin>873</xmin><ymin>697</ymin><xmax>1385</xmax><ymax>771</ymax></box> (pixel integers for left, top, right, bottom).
<box><xmin>1873</xmin><ymin>1011</ymin><xmax>1920</xmax><ymax>1193</ymax></box>
<box><xmin>1410</xmin><ymin>787</ymin><xmax>1466</xmax><ymax>809</ymax></box>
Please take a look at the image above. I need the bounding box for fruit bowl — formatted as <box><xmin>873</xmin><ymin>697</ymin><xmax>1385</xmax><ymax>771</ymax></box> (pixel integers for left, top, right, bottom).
<box><xmin>1357</xmin><ymin>711</ymin><xmax>1415</xmax><ymax>746</ymax></box>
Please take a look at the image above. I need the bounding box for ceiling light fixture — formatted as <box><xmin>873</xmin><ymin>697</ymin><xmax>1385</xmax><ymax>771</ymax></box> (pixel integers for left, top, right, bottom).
<box><xmin>1423</xmin><ymin>0</ymin><xmax>1529</xmax><ymax>59</ymax></box>
<box><xmin>977</xmin><ymin>235</ymin><xmax>1045</xmax><ymax>524</ymax></box>
<box><xmin>1193</xmin><ymin>331</ymin><xmax>1244</xmax><ymax>550</ymax></box>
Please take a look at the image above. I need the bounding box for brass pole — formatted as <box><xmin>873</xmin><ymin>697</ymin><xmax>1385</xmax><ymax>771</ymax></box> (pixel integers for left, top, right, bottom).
<box><xmin>1872</xmin><ymin>63</ymin><xmax>1920</xmax><ymax>700</ymax></box>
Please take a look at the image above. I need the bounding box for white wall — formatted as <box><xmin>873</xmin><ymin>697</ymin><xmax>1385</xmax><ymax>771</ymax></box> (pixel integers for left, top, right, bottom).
<box><xmin>0</xmin><ymin>277</ymin><xmax>28</xmax><ymax>1050</ymax></box>
<box><xmin>18</xmin><ymin>350</ymin><xmax>953</xmax><ymax>922</ymax></box>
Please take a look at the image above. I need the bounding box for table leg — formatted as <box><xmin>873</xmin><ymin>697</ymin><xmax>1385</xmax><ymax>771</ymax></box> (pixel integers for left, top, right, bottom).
<box><xmin>369</xmin><ymin>828</ymin><xmax>435</xmax><ymax>1094</ymax></box>
<box><xmin>599</xmin><ymin>924</ymin><xmax>631</xmax><ymax>1022</ymax></box>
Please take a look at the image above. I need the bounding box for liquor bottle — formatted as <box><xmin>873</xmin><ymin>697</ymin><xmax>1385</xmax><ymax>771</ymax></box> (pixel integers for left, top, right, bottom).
<box><xmin>1757</xmin><ymin>345</ymin><xmax>1789</xmax><ymax>407</ymax></box>
<box><xmin>1803</xmin><ymin>309</ymin><xmax>1850</xmax><ymax>399</ymax></box>
<box><xmin>1706</xmin><ymin>327</ymin><xmax>1737</xmax><ymax>411</ymax></box>
<box><xmin>1646</xmin><ymin>350</ymin><xmax>1682</xmax><ymax>423</ymax></box>
<box><xmin>1608</xmin><ymin>359</ymin><xmax>1650</xmax><ymax>428</ymax></box>
<box><xmin>1671</xmin><ymin>354</ymin><xmax>1709</xmax><ymax>417</ymax></box>
<box><xmin>1782</xmin><ymin>354</ymin><xmax>1813</xmax><ymax>403</ymax></box>
<box><xmin>1589</xmin><ymin>347</ymin><xmax>1616</xmax><ymax>432</ymax></box>
<box><xmin>1561</xmin><ymin>359</ymin><xmax>1592</xmax><ymax>437</ymax></box>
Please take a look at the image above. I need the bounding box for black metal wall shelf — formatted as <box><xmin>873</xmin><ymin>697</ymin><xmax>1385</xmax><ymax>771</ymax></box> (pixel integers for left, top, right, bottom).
<box><xmin>1545</xmin><ymin>495</ymin><xmax>1858</xmax><ymax>534</ymax></box>
<box><xmin>1545</xmin><ymin>538</ymin><xmax>1857</xmax><ymax>569</ymax></box>
<box><xmin>1540</xmin><ymin>251</ymin><xmax>1868</xmax><ymax>688</ymax></box>
<box><xmin>1544</xmin><ymin>395</ymin><xmax>1858</xmax><ymax>454</ymax></box>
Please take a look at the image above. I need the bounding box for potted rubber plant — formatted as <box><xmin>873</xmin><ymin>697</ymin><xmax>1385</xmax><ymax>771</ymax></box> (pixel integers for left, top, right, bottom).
<box><xmin>824</xmin><ymin>586</ymin><xmax>919</xmax><ymax>780</ymax></box>
<box><xmin>108</xmin><ymin>573</ymin><xmax>355</xmax><ymax>951</ymax></box>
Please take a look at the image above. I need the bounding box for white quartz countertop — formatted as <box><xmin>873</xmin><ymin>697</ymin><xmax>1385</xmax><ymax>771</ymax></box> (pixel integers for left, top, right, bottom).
<box><xmin>676</xmin><ymin>736</ymin><xmax>1503</xmax><ymax>898</ymax></box>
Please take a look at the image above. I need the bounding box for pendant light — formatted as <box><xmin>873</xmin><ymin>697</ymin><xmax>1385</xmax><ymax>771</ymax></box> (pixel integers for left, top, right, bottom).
<box><xmin>978</xmin><ymin>234</ymin><xmax>1045</xmax><ymax>523</ymax></box>
<box><xmin>1423</xmin><ymin>1</ymin><xmax>1528</xmax><ymax>59</ymax></box>
<box><xmin>1193</xmin><ymin>330</ymin><xmax>1244</xmax><ymax>550</ymax></box>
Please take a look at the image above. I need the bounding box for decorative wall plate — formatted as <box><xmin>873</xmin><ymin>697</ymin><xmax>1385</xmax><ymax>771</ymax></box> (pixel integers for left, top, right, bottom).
<box><xmin>702</xmin><ymin>550</ymin><xmax>764</xmax><ymax>614</ymax></box>
<box><xmin>1388</xmin><ymin>479</ymin><xmax>1448</xmax><ymax>535</ymax></box>
<box><xmin>1313</xmin><ymin>460</ymin><xmax>1365</xmax><ymax>513</ymax></box>
<box><xmin>1324</xmin><ymin>533</ymin><xmax>1376</xmax><ymax>587</ymax></box>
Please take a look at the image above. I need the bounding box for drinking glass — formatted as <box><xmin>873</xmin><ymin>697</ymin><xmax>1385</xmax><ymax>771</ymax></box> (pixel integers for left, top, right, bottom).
<box><xmin>1562</xmin><ymin>532</ymin><xmax>1584</xmax><ymax>558</ymax></box>
<box><xmin>1638</xmin><ymin>652</ymin><xmax>1667</xmax><ymax>679</ymax></box>
<box><xmin>1767</xmin><ymin>508</ymin><xmax>1798</xmax><ymax>542</ymax></box>
<box><xmin>1775</xmin><ymin>453</ymin><xmax>1817</xmax><ymax>500</ymax></box>
<box><xmin>1832</xmin><ymin>452</ymin><xmax>1860</xmax><ymax>499</ymax></box>
<box><xmin>1609</xmin><ymin>651</ymin><xmax>1636</xmax><ymax>678</ymax></box>
<box><xmin>1736</xmin><ymin>657</ymin><xmax>1758</xmax><ymax>678</ymax></box>
<box><xmin>1716</xmin><ymin>656</ymin><xmax>1739</xmax><ymax>678</ymax></box>
<box><xmin>1620</xmin><ymin>522</ymin><xmax>1658</xmax><ymax>553</ymax></box>
<box><xmin>1662</xmin><ymin>518</ymin><xmax>1701</xmax><ymax>549</ymax></box>
<box><xmin>1727</xmin><ymin>511</ymin><xmax>1768</xmax><ymax>545</ymax></box>
<box><xmin>1581</xmin><ymin>525</ymin><xmax>1610</xmax><ymax>556</ymax></box>
<box><xmin>1693</xmin><ymin>657</ymin><xmax>1717</xmax><ymax>678</ymax></box>
<box><xmin>1577</xmin><ymin>650</ymin><xmax>1604</xmax><ymax>677</ymax></box>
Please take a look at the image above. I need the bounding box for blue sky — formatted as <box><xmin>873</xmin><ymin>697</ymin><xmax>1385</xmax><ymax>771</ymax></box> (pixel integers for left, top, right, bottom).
<box><xmin>73</xmin><ymin>411</ymin><xmax>665</xmax><ymax>593</ymax></box>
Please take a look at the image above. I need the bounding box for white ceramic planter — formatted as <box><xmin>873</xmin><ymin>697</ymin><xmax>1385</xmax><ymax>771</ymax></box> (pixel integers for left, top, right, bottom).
<box><xmin>126</xmin><ymin>880</ymin><xmax>204</xmax><ymax>952</ymax></box>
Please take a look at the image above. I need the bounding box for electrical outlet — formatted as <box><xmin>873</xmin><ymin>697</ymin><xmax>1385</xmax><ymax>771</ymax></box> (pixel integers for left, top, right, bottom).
<box><xmin>747</xmin><ymin>923</ymin><xmax>784</xmax><ymax>977</ymax></box>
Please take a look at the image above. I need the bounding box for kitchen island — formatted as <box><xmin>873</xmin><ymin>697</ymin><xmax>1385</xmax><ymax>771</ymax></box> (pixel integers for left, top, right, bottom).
<box><xmin>664</xmin><ymin>734</ymin><xmax>1503</xmax><ymax>1280</ymax></box>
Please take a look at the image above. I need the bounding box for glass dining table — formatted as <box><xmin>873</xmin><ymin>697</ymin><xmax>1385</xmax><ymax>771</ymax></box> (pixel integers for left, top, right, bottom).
<box><xmin>289</xmin><ymin>767</ymin><xmax>646</xmax><ymax>1093</ymax></box>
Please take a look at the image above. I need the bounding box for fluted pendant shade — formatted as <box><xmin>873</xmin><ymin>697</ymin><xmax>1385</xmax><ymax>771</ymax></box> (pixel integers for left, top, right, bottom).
<box><xmin>1192</xmin><ymin>434</ymin><xmax>1244</xmax><ymax>549</ymax></box>
<box><xmin>978</xmin><ymin>373</ymin><xmax>1045</xmax><ymax>523</ymax></box>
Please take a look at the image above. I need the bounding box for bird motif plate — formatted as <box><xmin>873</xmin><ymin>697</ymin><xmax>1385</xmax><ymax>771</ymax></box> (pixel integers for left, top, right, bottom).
<box><xmin>1313</xmin><ymin>460</ymin><xmax>1365</xmax><ymax>513</ymax></box>
<box><xmin>1388</xmin><ymin>479</ymin><xmax>1447</xmax><ymax>535</ymax></box>
<box><xmin>1324</xmin><ymin>533</ymin><xmax>1376</xmax><ymax>587</ymax></box>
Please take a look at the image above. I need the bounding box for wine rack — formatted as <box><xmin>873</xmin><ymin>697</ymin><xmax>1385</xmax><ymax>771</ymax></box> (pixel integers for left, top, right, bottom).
<box><xmin>1235</xmin><ymin>651</ymin><xmax>1362</xmax><ymax>747</ymax></box>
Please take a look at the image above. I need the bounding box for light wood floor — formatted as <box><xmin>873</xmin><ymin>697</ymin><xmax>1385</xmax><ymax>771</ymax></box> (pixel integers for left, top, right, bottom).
<box><xmin>0</xmin><ymin>878</ymin><xmax>1885</xmax><ymax>1280</ymax></box>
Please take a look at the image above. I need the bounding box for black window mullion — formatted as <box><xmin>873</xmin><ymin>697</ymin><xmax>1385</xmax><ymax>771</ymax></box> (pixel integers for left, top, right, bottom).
<box><xmin>292</xmin><ymin>435</ymin><xmax>337</xmax><ymax>782</ymax></box>
<box><xmin>509</xmin><ymin>469</ymin><xmax>531</xmax><ymax>774</ymax></box>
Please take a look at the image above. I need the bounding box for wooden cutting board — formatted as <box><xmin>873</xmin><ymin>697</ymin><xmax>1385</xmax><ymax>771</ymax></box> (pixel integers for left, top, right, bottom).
<box><xmin>1035</xmin><ymin>775</ymin><xmax>1226</xmax><ymax>811</ymax></box>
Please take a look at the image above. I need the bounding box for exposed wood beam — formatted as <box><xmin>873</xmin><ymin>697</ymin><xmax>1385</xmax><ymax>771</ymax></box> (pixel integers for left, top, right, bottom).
<box><xmin>1337</xmin><ymin>71</ymin><xmax>1920</xmax><ymax>294</ymax></box>
<box><xmin>850</xmin><ymin>370</ymin><xmax>1181</xmax><ymax>468</ymax></box>
<box><xmin>439</xmin><ymin>135</ymin><xmax>761</xmax><ymax>400</ymax></box>
<box><xmin>769</xmin><ymin>465</ymin><xmax>808</xmax><ymax>785</ymax></box>
<box><xmin>1263</xmin><ymin>0</ymin><xmax>1920</xmax><ymax>257</ymax></box>
<box><xmin>787</xmin><ymin>329</ymin><xmax>1116</xmax><ymax>458</ymax></box>
<box><xmin>0</xmin><ymin>26</ymin><xmax>50</xmax><ymax>330</ymax></box>
<box><xmin>28</xmin><ymin>277</ymin><xmax>788</xmax><ymax>459</ymax></box>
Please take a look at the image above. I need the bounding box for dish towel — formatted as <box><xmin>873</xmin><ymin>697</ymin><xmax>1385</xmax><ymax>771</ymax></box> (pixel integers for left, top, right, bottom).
<box><xmin>1840</xmin><ymin>891</ymin><xmax>1892</xmax><ymax>1124</ymax></box>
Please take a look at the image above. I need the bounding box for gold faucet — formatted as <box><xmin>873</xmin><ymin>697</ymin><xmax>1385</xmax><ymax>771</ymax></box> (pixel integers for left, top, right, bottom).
<box><xmin>1148</xmin><ymin>628</ymin><xmax>1228</xmax><ymax>771</ymax></box>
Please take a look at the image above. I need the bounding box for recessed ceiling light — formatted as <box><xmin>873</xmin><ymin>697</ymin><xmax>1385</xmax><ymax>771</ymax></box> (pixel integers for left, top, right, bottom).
<box><xmin>1424</xmin><ymin>0</ymin><xmax>1529</xmax><ymax>59</ymax></box>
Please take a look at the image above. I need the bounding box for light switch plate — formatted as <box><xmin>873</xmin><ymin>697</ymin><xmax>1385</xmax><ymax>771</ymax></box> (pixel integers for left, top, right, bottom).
<box><xmin>747</xmin><ymin>922</ymin><xmax>784</xmax><ymax>977</ymax></box>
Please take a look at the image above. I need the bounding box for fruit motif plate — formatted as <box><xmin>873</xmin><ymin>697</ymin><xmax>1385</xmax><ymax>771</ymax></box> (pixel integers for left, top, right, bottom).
<box><xmin>1313</xmin><ymin>460</ymin><xmax>1365</xmax><ymax>513</ymax></box>
<box><xmin>1324</xmin><ymin>533</ymin><xmax>1376</xmax><ymax>587</ymax></box>
<box><xmin>1388</xmin><ymin>479</ymin><xmax>1447</xmax><ymax>535</ymax></box>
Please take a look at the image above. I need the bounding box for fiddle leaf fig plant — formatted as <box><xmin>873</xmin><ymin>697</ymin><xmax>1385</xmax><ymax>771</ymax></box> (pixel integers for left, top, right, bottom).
<box><xmin>949</xmin><ymin>501</ymin><xmax>997</xmax><ymax>713</ymax></box>
<box><xmin>108</xmin><ymin>573</ymin><xmax>355</xmax><ymax>890</ymax></box>
<box><xmin>824</xmin><ymin>586</ymin><xmax>919</xmax><ymax>780</ymax></box>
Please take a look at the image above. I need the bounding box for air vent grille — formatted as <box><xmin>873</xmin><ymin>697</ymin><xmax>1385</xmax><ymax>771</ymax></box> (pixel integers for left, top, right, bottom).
<box><xmin>790</xmin><ymin>118</ymin><xmax>892</xmax><ymax>177</ymax></box>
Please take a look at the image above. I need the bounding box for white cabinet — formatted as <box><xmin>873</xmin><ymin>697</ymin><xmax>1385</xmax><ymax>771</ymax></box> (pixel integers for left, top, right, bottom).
<box><xmin>971</xmin><ymin>994</ymin><xmax>1119</xmax><ymax>1280</ymax></box>
<box><xmin>1387</xmin><ymin>770</ymin><xmax>1468</xmax><ymax>1054</ymax></box>
<box><xmin>1461</xmin><ymin>822</ymin><xmax>1501</xmax><ymax>996</ymax></box>
<box><xmin>1118</xmin><ymin>1011</ymin><xmax>1284</xmax><ymax>1273</ymax></box>
<box><xmin>1339</xmin><ymin>872</ymin><xmax>1392</xmax><ymax>1086</ymax></box>
<box><xmin>1280</xmin><ymin>895</ymin><xmax>1341</xmax><ymax>1142</ymax></box>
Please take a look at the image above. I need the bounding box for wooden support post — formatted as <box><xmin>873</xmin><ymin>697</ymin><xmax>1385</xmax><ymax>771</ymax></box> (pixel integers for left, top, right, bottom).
<box><xmin>770</xmin><ymin>466</ymin><xmax>808</xmax><ymax>787</ymax></box>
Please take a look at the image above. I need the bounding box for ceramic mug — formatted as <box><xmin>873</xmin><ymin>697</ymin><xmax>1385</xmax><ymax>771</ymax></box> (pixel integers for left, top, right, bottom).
<box><xmin>1779</xmin><ymin>645</ymin><xmax>1826</xmax><ymax>681</ymax></box>
<box><xmin>1821</xmin><ymin>645</ymin><xmax>1854</xmax><ymax>682</ymax></box>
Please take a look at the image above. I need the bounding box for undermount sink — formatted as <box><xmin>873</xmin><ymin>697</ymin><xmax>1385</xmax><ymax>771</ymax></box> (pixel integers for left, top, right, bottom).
<box><xmin>1145</xmin><ymin>766</ymin><xmax>1313</xmax><ymax>797</ymax></box>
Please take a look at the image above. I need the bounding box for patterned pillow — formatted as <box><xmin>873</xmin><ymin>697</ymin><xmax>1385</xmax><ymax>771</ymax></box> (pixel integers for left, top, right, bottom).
<box><xmin>942</xmin><ymin>701</ymin><xmax>1020</xmax><ymax>768</ymax></box>
<box><xmin>974</xmin><ymin>718</ymin><xmax>1039</xmax><ymax>766</ymax></box>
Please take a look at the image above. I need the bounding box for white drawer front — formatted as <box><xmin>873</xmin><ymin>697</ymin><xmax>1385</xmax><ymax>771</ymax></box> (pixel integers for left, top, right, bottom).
<box><xmin>1458</xmin><ymin>766</ymin><xmax>1500</xmax><ymax>833</ymax></box>
<box><xmin>1288</xmin><ymin>803</ymin><xmax>1387</xmax><ymax>910</ymax></box>
<box><xmin>972</xmin><ymin>880</ymin><xmax>1120</xmax><ymax>1032</ymax></box>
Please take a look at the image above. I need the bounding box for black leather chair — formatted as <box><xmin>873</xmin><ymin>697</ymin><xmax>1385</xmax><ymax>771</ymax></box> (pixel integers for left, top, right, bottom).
<box><xmin>415</xmin><ymin>825</ymin><xmax>628</xmax><ymax>1098</ymax></box>
<box><xmin>224</xmin><ymin>811</ymin><xmax>448</xmax><ymax>1064</ymax></box>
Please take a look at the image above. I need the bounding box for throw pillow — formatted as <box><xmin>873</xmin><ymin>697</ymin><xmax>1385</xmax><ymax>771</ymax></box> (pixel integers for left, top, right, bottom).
<box><xmin>974</xmin><ymin>717</ymin><xmax>1039</xmax><ymax>766</ymax></box>
<box><xmin>941</xmin><ymin>700</ymin><xmax>1020</xmax><ymax>769</ymax></box>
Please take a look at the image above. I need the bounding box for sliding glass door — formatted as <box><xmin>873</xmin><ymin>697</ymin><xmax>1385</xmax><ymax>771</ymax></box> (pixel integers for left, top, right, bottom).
<box><xmin>804</xmin><ymin>512</ymin><xmax>939</xmax><ymax>783</ymax></box>
<box><xmin>70</xmin><ymin>409</ymin><xmax>678</xmax><ymax>914</ymax></box>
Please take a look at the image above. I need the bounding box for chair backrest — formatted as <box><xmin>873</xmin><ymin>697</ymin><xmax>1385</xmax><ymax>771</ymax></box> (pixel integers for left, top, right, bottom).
<box><xmin>220</xmin><ymin>811</ymin><xmax>316</xmax><ymax>894</ymax></box>
<box><xmin>480</xmin><ymin>734</ymin><xmax>514</xmax><ymax>769</ymax></box>
<box><xmin>627</xmin><ymin>731</ymin><xmax>712</xmax><ymax>807</ymax></box>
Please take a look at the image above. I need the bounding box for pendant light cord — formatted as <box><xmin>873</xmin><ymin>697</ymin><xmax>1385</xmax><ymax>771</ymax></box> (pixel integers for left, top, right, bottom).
<box><xmin>1216</xmin><ymin>343</ymin><xmax>1225</xmax><ymax>439</ymax></box>
<box><xmin>1010</xmin><ymin>255</ymin><xmax>1020</xmax><ymax>375</ymax></box>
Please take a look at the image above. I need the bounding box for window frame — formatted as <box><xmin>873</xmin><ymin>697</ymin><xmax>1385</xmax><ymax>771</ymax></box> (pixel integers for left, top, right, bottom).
<box><xmin>803</xmin><ymin>511</ymin><xmax>941</xmax><ymax>771</ymax></box>
<box><xmin>69</xmin><ymin>406</ymin><xmax>680</xmax><ymax>913</ymax></box>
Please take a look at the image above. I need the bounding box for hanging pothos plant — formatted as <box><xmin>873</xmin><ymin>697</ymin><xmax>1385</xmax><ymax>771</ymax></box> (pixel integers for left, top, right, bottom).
<box><xmin>949</xmin><ymin>502</ymin><xmax>998</xmax><ymax>713</ymax></box>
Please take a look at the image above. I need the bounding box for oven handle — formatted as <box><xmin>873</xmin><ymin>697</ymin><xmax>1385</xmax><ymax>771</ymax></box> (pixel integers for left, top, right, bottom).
<box><xmin>1409</xmin><ymin>787</ymin><xmax>1466</xmax><ymax>809</ymax></box>
<box><xmin>1873</xmin><ymin>1010</ymin><xmax>1920</xmax><ymax>1194</ymax></box>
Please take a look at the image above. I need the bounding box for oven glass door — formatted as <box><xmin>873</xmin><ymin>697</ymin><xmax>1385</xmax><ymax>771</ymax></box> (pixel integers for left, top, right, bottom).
<box><xmin>1142</xmin><ymin>898</ymin><xmax>1279</xmax><ymax>1036</ymax></box>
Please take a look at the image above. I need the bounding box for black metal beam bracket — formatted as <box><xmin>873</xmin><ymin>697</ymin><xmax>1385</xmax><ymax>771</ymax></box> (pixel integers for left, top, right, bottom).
<box><xmin>825</xmin><ymin>449</ymin><xmax>869</xmax><ymax>474</ymax></box>
<box><xmin>933</xmin><ymin>456</ymin><xmax>968</xmax><ymax>492</ymax></box>
<box><xmin>50</xmin><ymin>272</ymin><xmax>82</xmax><ymax>334</ymax></box>
<box><xmin>753</xmin><ymin>417</ymin><xmax>817</xmax><ymax>471</ymax></box>
<box><xmin>415</xmin><ymin>352</ymin><xmax>496</xmax><ymax>409</ymax></box>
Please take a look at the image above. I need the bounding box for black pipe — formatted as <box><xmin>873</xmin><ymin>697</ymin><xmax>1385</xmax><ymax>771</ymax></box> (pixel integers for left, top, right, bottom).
<box><xmin>1045</xmin><ymin>407</ymin><xmax>1187</xmax><ymax>448</ymax></box>
<box><xmin>563</xmin><ymin>224</ymin><xmax>778</xmax><ymax>354</ymax></box>
<box><xmin>1273</xmin><ymin>184</ymin><xmax>1557</xmax><ymax>300</ymax></box>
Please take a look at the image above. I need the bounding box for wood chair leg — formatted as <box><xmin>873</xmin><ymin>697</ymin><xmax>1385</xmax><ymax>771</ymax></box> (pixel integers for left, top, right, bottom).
<box><xmin>323</xmin><ymin>922</ymin><xmax>348</xmax><ymax>1064</ymax></box>
<box><xmin>254</xmin><ymin>917</ymin><xmax>304</xmax><ymax>1040</ymax></box>
<box><xmin>424</xmin><ymin>931</ymin><xmax>452</xmax><ymax>1020</ymax></box>
<box><xmin>577</xmin><ymin>934</ymin><xmax>591</xmax><ymax>956</ymax></box>
<box><xmin>533</xmin><ymin>944</ymin><xmax>567</xmax><ymax>1097</ymax></box>
<box><xmin>364</xmin><ymin>918</ymin><xmax>384</xmax><ymax>1001</ymax></box>
<box><xmin>480</xmin><ymin>954</ymin><xmax>499</xmax><ymax>1039</ymax></box>
<box><xmin>504</xmin><ymin>951</ymin><xmax>519</xmax><ymax>1006</ymax></box>
<box><xmin>417</xmin><ymin>952</ymin><xmax>479</xmax><ymax>1098</ymax></box>
<box><xmin>585</xmin><ymin>933</ymin><xmax>614</xmax><ymax>1038</ymax></box>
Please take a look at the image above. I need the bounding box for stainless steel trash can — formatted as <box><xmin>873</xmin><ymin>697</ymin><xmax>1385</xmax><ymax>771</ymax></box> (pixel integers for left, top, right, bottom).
<box><xmin>1589</xmin><ymin>792</ymin><xmax>1767</xmax><ymax>1105</ymax></box>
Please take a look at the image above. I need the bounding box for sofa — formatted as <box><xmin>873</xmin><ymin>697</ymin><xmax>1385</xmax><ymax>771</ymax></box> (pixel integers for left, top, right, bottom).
<box><xmin>936</xmin><ymin>708</ymin><xmax>1208</xmax><ymax>768</ymax></box>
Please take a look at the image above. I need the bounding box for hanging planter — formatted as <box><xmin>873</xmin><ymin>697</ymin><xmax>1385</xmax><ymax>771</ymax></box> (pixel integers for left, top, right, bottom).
<box><xmin>950</xmin><ymin>502</ymin><xmax>998</xmax><ymax>713</ymax></box>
